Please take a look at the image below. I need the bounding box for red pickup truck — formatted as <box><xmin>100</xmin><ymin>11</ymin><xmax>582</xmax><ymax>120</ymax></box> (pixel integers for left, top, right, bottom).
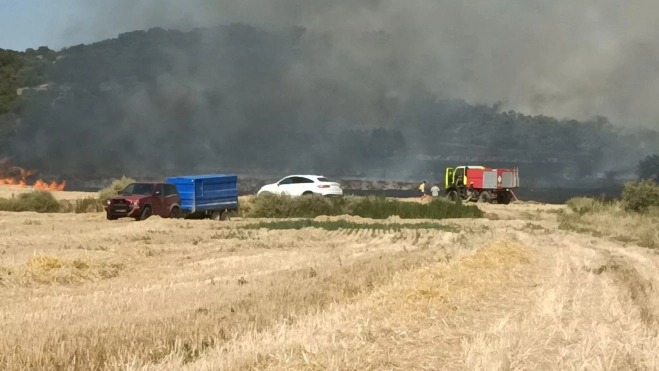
<box><xmin>104</xmin><ymin>182</ymin><xmax>182</xmax><ymax>221</ymax></box>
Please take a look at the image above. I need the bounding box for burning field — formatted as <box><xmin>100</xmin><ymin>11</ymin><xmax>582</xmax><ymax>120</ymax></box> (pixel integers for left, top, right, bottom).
<box><xmin>0</xmin><ymin>158</ymin><xmax>66</xmax><ymax>191</ymax></box>
<box><xmin>0</xmin><ymin>191</ymin><xmax>658</xmax><ymax>370</ymax></box>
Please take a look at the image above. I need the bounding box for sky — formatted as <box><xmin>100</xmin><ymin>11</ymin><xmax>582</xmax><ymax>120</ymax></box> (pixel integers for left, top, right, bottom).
<box><xmin>0</xmin><ymin>0</ymin><xmax>98</xmax><ymax>51</ymax></box>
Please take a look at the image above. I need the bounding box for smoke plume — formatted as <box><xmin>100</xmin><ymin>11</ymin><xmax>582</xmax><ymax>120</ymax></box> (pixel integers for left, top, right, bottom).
<box><xmin>66</xmin><ymin>0</ymin><xmax>659</xmax><ymax>128</ymax></box>
<box><xmin>3</xmin><ymin>0</ymin><xmax>659</xmax><ymax>186</ymax></box>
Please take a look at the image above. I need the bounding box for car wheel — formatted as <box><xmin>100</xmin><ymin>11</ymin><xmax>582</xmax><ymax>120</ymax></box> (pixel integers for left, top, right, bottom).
<box><xmin>302</xmin><ymin>191</ymin><xmax>314</xmax><ymax>196</ymax></box>
<box><xmin>106</xmin><ymin>212</ymin><xmax>117</xmax><ymax>221</ymax></box>
<box><xmin>140</xmin><ymin>206</ymin><xmax>152</xmax><ymax>221</ymax></box>
<box><xmin>169</xmin><ymin>207</ymin><xmax>181</xmax><ymax>219</ymax></box>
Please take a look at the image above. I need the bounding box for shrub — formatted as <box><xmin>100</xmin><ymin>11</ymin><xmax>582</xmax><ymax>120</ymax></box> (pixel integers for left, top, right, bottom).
<box><xmin>0</xmin><ymin>191</ymin><xmax>60</xmax><ymax>213</ymax></box>
<box><xmin>244</xmin><ymin>194</ymin><xmax>482</xmax><ymax>220</ymax></box>
<box><xmin>75</xmin><ymin>198</ymin><xmax>105</xmax><ymax>213</ymax></box>
<box><xmin>58</xmin><ymin>198</ymin><xmax>105</xmax><ymax>213</ymax></box>
<box><xmin>566</xmin><ymin>197</ymin><xmax>608</xmax><ymax>215</ymax></box>
<box><xmin>98</xmin><ymin>176</ymin><xmax>135</xmax><ymax>201</ymax></box>
<box><xmin>621</xmin><ymin>179</ymin><xmax>659</xmax><ymax>213</ymax></box>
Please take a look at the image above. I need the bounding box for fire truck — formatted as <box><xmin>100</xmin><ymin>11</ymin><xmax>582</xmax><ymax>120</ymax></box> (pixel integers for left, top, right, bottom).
<box><xmin>444</xmin><ymin>165</ymin><xmax>519</xmax><ymax>204</ymax></box>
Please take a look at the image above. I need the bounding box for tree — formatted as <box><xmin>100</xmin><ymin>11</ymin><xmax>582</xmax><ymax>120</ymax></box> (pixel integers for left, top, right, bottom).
<box><xmin>638</xmin><ymin>154</ymin><xmax>659</xmax><ymax>182</ymax></box>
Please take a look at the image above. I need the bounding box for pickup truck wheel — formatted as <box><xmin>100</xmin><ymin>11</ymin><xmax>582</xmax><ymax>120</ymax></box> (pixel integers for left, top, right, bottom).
<box><xmin>169</xmin><ymin>207</ymin><xmax>181</xmax><ymax>219</ymax></box>
<box><xmin>140</xmin><ymin>206</ymin><xmax>152</xmax><ymax>221</ymax></box>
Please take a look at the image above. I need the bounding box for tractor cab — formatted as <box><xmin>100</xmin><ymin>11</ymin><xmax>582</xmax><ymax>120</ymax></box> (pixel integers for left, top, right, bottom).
<box><xmin>444</xmin><ymin>165</ymin><xmax>486</xmax><ymax>201</ymax></box>
<box><xmin>445</xmin><ymin>165</ymin><xmax>485</xmax><ymax>190</ymax></box>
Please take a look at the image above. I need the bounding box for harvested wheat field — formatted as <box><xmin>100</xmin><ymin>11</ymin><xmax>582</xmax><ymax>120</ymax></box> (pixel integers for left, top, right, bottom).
<box><xmin>1</xmin><ymin>194</ymin><xmax>659</xmax><ymax>371</ymax></box>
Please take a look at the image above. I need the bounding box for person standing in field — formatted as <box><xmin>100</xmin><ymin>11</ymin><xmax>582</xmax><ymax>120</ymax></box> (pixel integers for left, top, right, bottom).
<box><xmin>431</xmin><ymin>184</ymin><xmax>440</xmax><ymax>197</ymax></box>
<box><xmin>418</xmin><ymin>181</ymin><xmax>426</xmax><ymax>198</ymax></box>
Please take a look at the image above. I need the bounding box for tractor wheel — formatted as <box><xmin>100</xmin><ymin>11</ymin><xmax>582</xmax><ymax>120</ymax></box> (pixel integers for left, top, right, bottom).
<box><xmin>447</xmin><ymin>190</ymin><xmax>458</xmax><ymax>202</ymax></box>
<box><xmin>478</xmin><ymin>191</ymin><xmax>492</xmax><ymax>204</ymax></box>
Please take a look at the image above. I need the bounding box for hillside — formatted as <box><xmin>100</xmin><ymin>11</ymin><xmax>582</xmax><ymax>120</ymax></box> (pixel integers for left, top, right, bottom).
<box><xmin>1</xmin><ymin>25</ymin><xmax>658</xmax><ymax>185</ymax></box>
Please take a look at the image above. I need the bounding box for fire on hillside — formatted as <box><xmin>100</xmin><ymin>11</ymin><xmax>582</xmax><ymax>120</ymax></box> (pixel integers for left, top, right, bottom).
<box><xmin>0</xmin><ymin>158</ymin><xmax>66</xmax><ymax>191</ymax></box>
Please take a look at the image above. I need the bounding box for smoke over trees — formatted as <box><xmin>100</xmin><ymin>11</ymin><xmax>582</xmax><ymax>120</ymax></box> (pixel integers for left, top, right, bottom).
<box><xmin>2</xmin><ymin>1</ymin><xmax>659</xmax><ymax>184</ymax></box>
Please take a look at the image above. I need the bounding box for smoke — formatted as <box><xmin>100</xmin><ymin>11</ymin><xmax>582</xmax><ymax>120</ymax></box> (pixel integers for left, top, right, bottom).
<box><xmin>65</xmin><ymin>0</ymin><xmax>659</xmax><ymax>128</ymax></box>
<box><xmin>4</xmin><ymin>0</ymin><xmax>659</xmax><ymax>186</ymax></box>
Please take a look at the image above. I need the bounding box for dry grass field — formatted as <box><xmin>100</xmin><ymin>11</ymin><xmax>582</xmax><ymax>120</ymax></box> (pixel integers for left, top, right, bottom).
<box><xmin>1</xmin><ymin>186</ymin><xmax>659</xmax><ymax>370</ymax></box>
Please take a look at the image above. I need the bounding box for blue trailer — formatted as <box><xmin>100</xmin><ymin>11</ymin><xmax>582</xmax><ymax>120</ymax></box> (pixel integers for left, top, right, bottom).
<box><xmin>165</xmin><ymin>174</ymin><xmax>239</xmax><ymax>221</ymax></box>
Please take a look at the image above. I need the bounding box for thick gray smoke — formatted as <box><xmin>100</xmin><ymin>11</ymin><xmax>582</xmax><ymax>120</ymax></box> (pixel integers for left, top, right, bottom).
<box><xmin>66</xmin><ymin>0</ymin><xmax>659</xmax><ymax>129</ymax></box>
<box><xmin>4</xmin><ymin>0</ymin><xmax>658</xmax><ymax>188</ymax></box>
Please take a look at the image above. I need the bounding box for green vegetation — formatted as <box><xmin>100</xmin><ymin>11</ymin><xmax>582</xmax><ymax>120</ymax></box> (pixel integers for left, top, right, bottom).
<box><xmin>58</xmin><ymin>198</ymin><xmax>106</xmax><ymax>213</ymax></box>
<box><xmin>98</xmin><ymin>176</ymin><xmax>136</xmax><ymax>201</ymax></box>
<box><xmin>243</xmin><ymin>193</ymin><xmax>482</xmax><ymax>220</ymax></box>
<box><xmin>559</xmin><ymin>180</ymin><xmax>659</xmax><ymax>248</ymax></box>
<box><xmin>242</xmin><ymin>219</ymin><xmax>454</xmax><ymax>231</ymax></box>
<box><xmin>621</xmin><ymin>179</ymin><xmax>659</xmax><ymax>213</ymax></box>
<box><xmin>0</xmin><ymin>191</ymin><xmax>60</xmax><ymax>213</ymax></box>
<box><xmin>0</xmin><ymin>192</ymin><xmax>104</xmax><ymax>214</ymax></box>
<box><xmin>0</xmin><ymin>48</ymin><xmax>55</xmax><ymax>114</ymax></box>
<box><xmin>565</xmin><ymin>196</ymin><xmax>611</xmax><ymax>215</ymax></box>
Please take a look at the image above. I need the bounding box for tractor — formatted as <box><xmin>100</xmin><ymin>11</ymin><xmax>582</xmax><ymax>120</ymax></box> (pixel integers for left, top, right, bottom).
<box><xmin>444</xmin><ymin>165</ymin><xmax>519</xmax><ymax>204</ymax></box>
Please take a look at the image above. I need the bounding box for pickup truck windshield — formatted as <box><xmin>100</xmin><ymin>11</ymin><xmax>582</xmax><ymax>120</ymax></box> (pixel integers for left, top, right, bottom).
<box><xmin>120</xmin><ymin>183</ymin><xmax>154</xmax><ymax>196</ymax></box>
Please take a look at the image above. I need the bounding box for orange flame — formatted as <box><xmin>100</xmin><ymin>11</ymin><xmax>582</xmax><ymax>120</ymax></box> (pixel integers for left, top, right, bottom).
<box><xmin>33</xmin><ymin>179</ymin><xmax>67</xmax><ymax>191</ymax></box>
<box><xmin>0</xmin><ymin>158</ymin><xmax>66</xmax><ymax>191</ymax></box>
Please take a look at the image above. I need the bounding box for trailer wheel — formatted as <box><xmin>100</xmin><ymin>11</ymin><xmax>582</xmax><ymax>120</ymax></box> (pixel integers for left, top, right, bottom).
<box><xmin>478</xmin><ymin>191</ymin><xmax>492</xmax><ymax>204</ymax></box>
<box><xmin>210</xmin><ymin>210</ymin><xmax>228</xmax><ymax>221</ymax></box>
<box><xmin>447</xmin><ymin>190</ymin><xmax>458</xmax><ymax>202</ymax></box>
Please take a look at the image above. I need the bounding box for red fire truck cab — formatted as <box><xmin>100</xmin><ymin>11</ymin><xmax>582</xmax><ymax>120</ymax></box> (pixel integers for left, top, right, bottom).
<box><xmin>444</xmin><ymin>165</ymin><xmax>519</xmax><ymax>204</ymax></box>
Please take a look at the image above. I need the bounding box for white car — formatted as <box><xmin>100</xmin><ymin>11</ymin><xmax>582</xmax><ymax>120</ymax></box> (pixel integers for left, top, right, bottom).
<box><xmin>257</xmin><ymin>175</ymin><xmax>343</xmax><ymax>197</ymax></box>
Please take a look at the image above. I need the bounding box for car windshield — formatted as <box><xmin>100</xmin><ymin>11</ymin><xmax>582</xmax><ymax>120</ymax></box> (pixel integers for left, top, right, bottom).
<box><xmin>119</xmin><ymin>183</ymin><xmax>153</xmax><ymax>196</ymax></box>
<box><xmin>317</xmin><ymin>177</ymin><xmax>333</xmax><ymax>182</ymax></box>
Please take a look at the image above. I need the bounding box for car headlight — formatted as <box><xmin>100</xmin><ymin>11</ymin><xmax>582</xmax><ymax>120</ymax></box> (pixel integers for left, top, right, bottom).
<box><xmin>106</xmin><ymin>200</ymin><xmax>111</xmax><ymax>205</ymax></box>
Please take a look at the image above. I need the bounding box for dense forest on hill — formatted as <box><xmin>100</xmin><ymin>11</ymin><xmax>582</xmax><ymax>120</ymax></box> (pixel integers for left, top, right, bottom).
<box><xmin>1</xmin><ymin>24</ymin><xmax>657</xmax><ymax>184</ymax></box>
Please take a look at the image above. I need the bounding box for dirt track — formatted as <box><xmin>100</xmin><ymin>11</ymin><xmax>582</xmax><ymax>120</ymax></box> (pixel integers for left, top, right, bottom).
<box><xmin>0</xmin><ymin>192</ymin><xmax>658</xmax><ymax>370</ymax></box>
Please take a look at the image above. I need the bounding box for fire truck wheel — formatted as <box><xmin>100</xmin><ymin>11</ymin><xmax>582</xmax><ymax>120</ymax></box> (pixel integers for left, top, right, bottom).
<box><xmin>447</xmin><ymin>190</ymin><xmax>458</xmax><ymax>202</ymax></box>
<box><xmin>478</xmin><ymin>191</ymin><xmax>492</xmax><ymax>203</ymax></box>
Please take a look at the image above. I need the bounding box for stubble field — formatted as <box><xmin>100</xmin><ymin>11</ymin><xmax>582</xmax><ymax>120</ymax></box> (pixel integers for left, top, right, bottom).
<box><xmin>1</xmin><ymin>187</ymin><xmax>658</xmax><ymax>370</ymax></box>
